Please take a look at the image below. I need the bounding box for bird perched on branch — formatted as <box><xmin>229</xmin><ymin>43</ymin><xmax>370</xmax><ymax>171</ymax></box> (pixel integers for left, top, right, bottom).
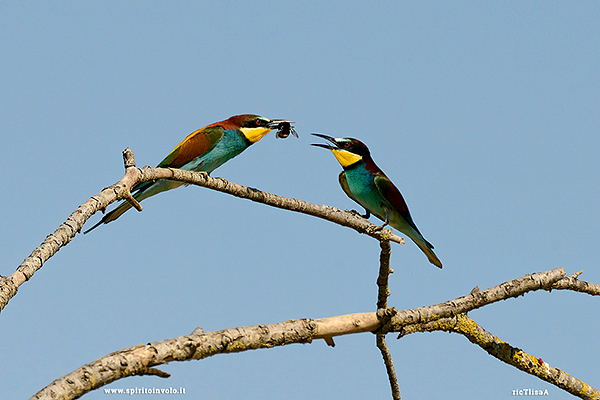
<box><xmin>312</xmin><ymin>134</ymin><xmax>442</xmax><ymax>268</ymax></box>
<box><xmin>85</xmin><ymin>114</ymin><xmax>297</xmax><ymax>234</ymax></box>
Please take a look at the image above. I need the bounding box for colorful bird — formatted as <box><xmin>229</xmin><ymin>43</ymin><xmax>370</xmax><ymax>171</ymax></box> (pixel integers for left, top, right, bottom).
<box><xmin>84</xmin><ymin>114</ymin><xmax>296</xmax><ymax>233</ymax></box>
<box><xmin>312</xmin><ymin>134</ymin><xmax>442</xmax><ymax>268</ymax></box>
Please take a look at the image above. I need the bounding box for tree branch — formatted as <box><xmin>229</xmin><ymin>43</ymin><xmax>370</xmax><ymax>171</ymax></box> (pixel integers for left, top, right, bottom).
<box><xmin>389</xmin><ymin>268</ymin><xmax>567</xmax><ymax>331</ymax></box>
<box><xmin>376</xmin><ymin>334</ymin><xmax>401</xmax><ymax>400</ymax></box>
<box><xmin>377</xmin><ymin>239</ymin><xmax>392</xmax><ymax>310</ymax></box>
<box><xmin>0</xmin><ymin>149</ymin><xmax>140</xmax><ymax>313</ymax></box>
<box><xmin>551</xmin><ymin>271</ymin><xmax>600</xmax><ymax>295</ymax></box>
<box><xmin>374</xmin><ymin>239</ymin><xmax>393</xmax><ymax>364</ymax></box>
<box><xmin>374</xmin><ymin>239</ymin><xmax>401</xmax><ymax>399</ymax></box>
<box><xmin>0</xmin><ymin>148</ymin><xmax>404</xmax><ymax>313</ymax></box>
<box><xmin>399</xmin><ymin>314</ymin><xmax>600</xmax><ymax>400</ymax></box>
<box><xmin>32</xmin><ymin>268</ymin><xmax>599</xmax><ymax>399</ymax></box>
<box><xmin>32</xmin><ymin>320</ymin><xmax>321</xmax><ymax>400</ymax></box>
<box><xmin>137</xmin><ymin>164</ymin><xmax>405</xmax><ymax>244</ymax></box>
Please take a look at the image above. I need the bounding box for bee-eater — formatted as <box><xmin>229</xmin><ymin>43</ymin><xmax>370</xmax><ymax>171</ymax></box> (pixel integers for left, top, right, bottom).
<box><xmin>312</xmin><ymin>134</ymin><xmax>442</xmax><ymax>268</ymax></box>
<box><xmin>84</xmin><ymin>114</ymin><xmax>296</xmax><ymax>234</ymax></box>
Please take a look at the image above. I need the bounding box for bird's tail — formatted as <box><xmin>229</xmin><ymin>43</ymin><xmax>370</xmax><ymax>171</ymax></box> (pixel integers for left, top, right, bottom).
<box><xmin>83</xmin><ymin>179</ymin><xmax>184</xmax><ymax>234</ymax></box>
<box><xmin>83</xmin><ymin>199</ymin><xmax>134</xmax><ymax>234</ymax></box>
<box><xmin>408</xmin><ymin>233</ymin><xmax>443</xmax><ymax>269</ymax></box>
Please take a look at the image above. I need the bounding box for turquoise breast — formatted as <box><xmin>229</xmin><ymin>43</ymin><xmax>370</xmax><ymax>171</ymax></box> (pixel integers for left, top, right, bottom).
<box><xmin>344</xmin><ymin>163</ymin><xmax>387</xmax><ymax>219</ymax></box>
<box><xmin>183</xmin><ymin>130</ymin><xmax>249</xmax><ymax>173</ymax></box>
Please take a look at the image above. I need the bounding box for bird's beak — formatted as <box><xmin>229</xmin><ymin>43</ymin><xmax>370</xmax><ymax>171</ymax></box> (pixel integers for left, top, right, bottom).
<box><xmin>311</xmin><ymin>133</ymin><xmax>340</xmax><ymax>150</ymax></box>
<box><xmin>267</xmin><ymin>119</ymin><xmax>299</xmax><ymax>138</ymax></box>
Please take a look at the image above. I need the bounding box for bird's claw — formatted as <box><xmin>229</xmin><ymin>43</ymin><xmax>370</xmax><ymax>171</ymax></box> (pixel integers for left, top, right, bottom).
<box><xmin>347</xmin><ymin>209</ymin><xmax>370</xmax><ymax>219</ymax></box>
<box><xmin>372</xmin><ymin>221</ymin><xmax>389</xmax><ymax>232</ymax></box>
<box><xmin>366</xmin><ymin>223</ymin><xmax>391</xmax><ymax>236</ymax></box>
<box><xmin>347</xmin><ymin>209</ymin><xmax>361</xmax><ymax>217</ymax></box>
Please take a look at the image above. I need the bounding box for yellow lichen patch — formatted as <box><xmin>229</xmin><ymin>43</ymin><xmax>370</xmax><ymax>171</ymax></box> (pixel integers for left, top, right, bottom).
<box><xmin>379</xmin><ymin>230</ymin><xmax>392</xmax><ymax>241</ymax></box>
<box><xmin>455</xmin><ymin>314</ymin><xmax>487</xmax><ymax>341</ymax></box>
<box><xmin>225</xmin><ymin>341</ymin><xmax>248</xmax><ymax>352</ymax></box>
<box><xmin>435</xmin><ymin>317</ymin><xmax>461</xmax><ymax>332</ymax></box>
<box><xmin>572</xmin><ymin>379</ymin><xmax>600</xmax><ymax>399</ymax></box>
<box><xmin>401</xmin><ymin>313</ymin><xmax>600</xmax><ymax>398</ymax></box>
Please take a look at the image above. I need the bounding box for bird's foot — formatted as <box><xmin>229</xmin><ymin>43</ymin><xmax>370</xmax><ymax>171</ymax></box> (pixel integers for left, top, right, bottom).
<box><xmin>347</xmin><ymin>209</ymin><xmax>361</xmax><ymax>217</ymax></box>
<box><xmin>347</xmin><ymin>209</ymin><xmax>370</xmax><ymax>219</ymax></box>
<box><xmin>366</xmin><ymin>223</ymin><xmax>392</xmax><ymax>238</ymax></box>
<box><xmin>372</xmin><ymin>221</ymin><xmax>389</xmax><ymax>232</ymax></box>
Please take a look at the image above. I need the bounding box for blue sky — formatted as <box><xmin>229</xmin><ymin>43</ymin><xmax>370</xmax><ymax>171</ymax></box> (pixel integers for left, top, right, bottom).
<box><xmin>2</xmin><ymin>2</ymin><xmax>599</xmax><ymax>399</ymax></box>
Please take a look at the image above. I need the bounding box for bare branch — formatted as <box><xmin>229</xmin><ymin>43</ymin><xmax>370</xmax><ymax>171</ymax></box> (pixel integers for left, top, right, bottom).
<box><xmin>377</xmin><ymin>239</ymin><xmax>392</xmax><ymax>310</ymax></box>
<box><xmin>0</xmin><ymin>148</ymin><xmax>403</xmax><ymax>313</ymax></box>
<box><xmin>141</xmin><ymin>368</ymin><xmax>170</xmax><ymax>378</ymax></box>
<box><xmin>34</xmin><ymin>268</ymin><xmax>596</xmax><ymax>399</ymax></box>
<box><xmin>122</xmin><ymin>147</ymin><xmax>136</xmax><ymax>168</ymax></box>
<box><xmin>0</xmin><ymin>149</ymin><xmax>142</xmax><ymax>313</ymax></box>
<box><xmin>120</xmin><ymin>148</ymin><xmax>143</xmax><ymax>211</ymax></box>
<box><xmin>376</xmin><ymin>334</ymin><xmax>401</xmax><ymax>400</ymax></box>
<box><xmin>31</xmin><ymin>267</ymin><xmax>599</xmax><ymax>398</ymax></box>
<box><xmin>391</xmin><ymin>268</ymin><xmax>566</xmax><ymax>331</ymax></box>
<box><xmin>32</xmin><ymin>319</ymin><xmax>319</xmax><ymax>399</ymax></box>
<box><xmin>551</xmin><ymin>271</ymin><xmax>600</xmax><ymax>295</ymax></box>
<box><xmin>374</xmin><ymin>239</ymin><xmax>401</xmax><ymax>399</ymax></box>
<box><xmin>400</xmin><ymin>314</ymin><xmax>600</xmax><ymax>400</ymax></box>
<box><xmin>138</xmin><ymin>165</ymin><xmax>405</xmax><ymax>244</ymax></box>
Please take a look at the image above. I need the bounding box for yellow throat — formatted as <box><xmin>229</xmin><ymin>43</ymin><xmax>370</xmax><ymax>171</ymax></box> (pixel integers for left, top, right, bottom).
<box><xmin>331</xmin><ymin>149</ymin><xmax>363</xmax><ymax>167</ymax></box>
<box><xmin>240</xmin><ymin>127</ymin><xmax>272</xmax><ymax>143</ymax></box>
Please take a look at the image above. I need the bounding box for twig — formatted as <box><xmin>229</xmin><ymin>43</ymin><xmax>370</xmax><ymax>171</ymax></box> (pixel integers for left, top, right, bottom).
<box><xmin>391</xmin><ymin>268</ymin><xmax>566</xmax><ymax>331</ymax></box>
<box><xmin>551</xmin><ymin>271</ymin><xmax>600</xmax><ymax>295</ymax></box>
<box><xmin>400</xmin><ymin>314</ymin><xmax>600</xmax><ymax>400</ymax></box>
<box><xmin>375</xmin><ymin>239</ymin><xmax>401</xmax><ymax>399</ymax></box>
<box><xmin>121</xmin><ymin>148</ymin><xmax>143</xmax><ymax>211</ymax></box>
<box><xmin>377</xmin><ymin>239</ymin><xmax>393</xmax><ymax>310</ymax></box>
<box><xmin>376</xmin><ymin>334</ymin><xmax>401</xmax><ymax>400</ymax></box>
<box><xmin>139</xmin><ymin>367</ymin><xmax>170</xmax><ymax>378</ymax></box>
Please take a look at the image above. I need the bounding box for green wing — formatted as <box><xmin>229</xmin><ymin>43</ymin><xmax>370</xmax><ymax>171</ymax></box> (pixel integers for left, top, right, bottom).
<box><xmin>374</xmin><ymin>175</ymin><xmax>442</xmax><ymax>268</ymax></box>
<box><xmin>373</xmin><ymin>174</ymin><xmax>421</xmax><ymax>233</ymax></box>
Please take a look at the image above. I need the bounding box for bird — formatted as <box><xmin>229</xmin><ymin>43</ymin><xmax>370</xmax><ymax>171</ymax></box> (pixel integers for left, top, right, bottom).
<box><xmin>312</xmin><ymin>134</ymin><xmax>442</xmax><ymax>268</ymax></box>
<box><xmin>84</xmin><ymin>114</ymin><xmax>296</xmax><ymax>234</ymax></box>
